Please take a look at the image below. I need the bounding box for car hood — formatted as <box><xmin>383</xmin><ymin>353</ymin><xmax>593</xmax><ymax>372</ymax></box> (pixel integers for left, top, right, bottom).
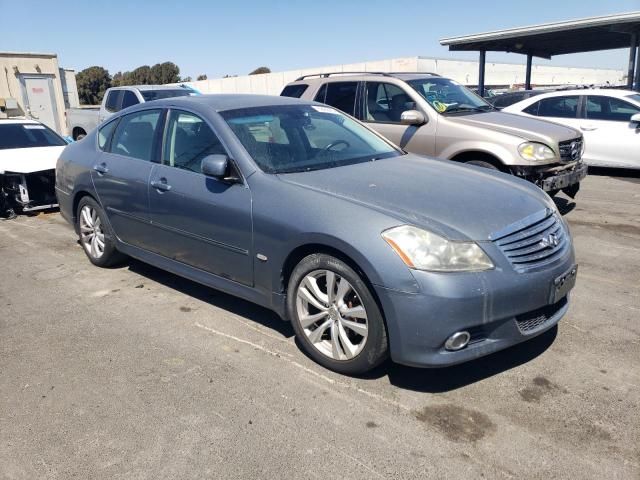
<box><xmin>278</xmin><ymin>154</ymin><xmax>554</xmax><ymax>242</ymax></box>
<box><xmin>451</xmin><ymin>111</ymin><xmax>580</xmax><ymax>144</ymax></box>
<box><xmin>0</xmin><ymin>146</ymin><xmax>64</xmax><ymax>174</ymax></box>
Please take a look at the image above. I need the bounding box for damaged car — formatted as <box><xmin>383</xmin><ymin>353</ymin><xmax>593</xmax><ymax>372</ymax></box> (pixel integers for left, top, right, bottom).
<box><xmin>0</xmin><ymin>119</ymin><xmax>67</xmax><ymax>218</ymax></box>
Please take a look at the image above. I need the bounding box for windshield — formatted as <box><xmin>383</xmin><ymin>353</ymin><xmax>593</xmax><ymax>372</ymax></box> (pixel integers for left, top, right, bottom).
<box><xmin>407</xmin><ymin>77</ymin><xmax>493</xmax><ymax>114</ymax></box>
<box><xmin>221</xmin><ymin>104</ymin><xmax>401</xmax><ymax>174</ymax></box>
<box><xmin>140</xmin><ymin>89</ymin><xmax>195</xmax><ymax>101</ymax></box>
<box><xmin>626</xmin><ymin>94</ymin><xmax>640</xmax><ymax>104</ymax></box>
<box><xmin>0</xmin><ymin>123</ymin><xmax>67</xmax><ymax>150</ymax></box>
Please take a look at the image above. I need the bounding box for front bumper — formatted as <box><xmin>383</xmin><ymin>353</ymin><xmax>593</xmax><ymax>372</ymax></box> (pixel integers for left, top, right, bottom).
<box><xmin>375</xmin><ymin>243</ymin><xmax>576</xmax><ymax>368</ymax></box>
<box><xmin>1</xmin><ymin>170</ymin><xmax>58</xmax><ymax>214</ymax></box>
<box><xmin>541</xmin><ymin>162</ymin><xmax>588</xmax><ymax>191</ymax></box>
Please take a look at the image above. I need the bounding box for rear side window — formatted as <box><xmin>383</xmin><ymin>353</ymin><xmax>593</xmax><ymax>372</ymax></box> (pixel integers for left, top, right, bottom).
<box><xmin>314</xmin><ymin>82</ymin><xmax>358</xmax><ymax>115</ymax></box>
<box><xmin>586</xmin><ymin>96</ymin><xmax>640</xmax><ymax>122</ymax></box>
<box><xmin>109</xmin><ymin>110</ymin><xmax>162</xmax><ymax>161</ymax></box>
<box><xmin>97</xmin><ymin>119</ymin><xmax>118</xmax><ymax>151</ymax></box>
<box><xmin>527</xmin><ymin>96</ymin><xmax>579</xmax><ymax>119</ymax></box>
<box><xmin>120</xmin><ymin>90</ymin><xmax>139</xmax><ymax>109</ymax></box>
<box><xmin>281</xmin><ymin>84</ymin><xmax>309</xmax><ymax>98</ymax></box>
<box><xmin>104</xmin><ymin>91</ymin><xmax>121</xmax><ymax>113</ymax></box>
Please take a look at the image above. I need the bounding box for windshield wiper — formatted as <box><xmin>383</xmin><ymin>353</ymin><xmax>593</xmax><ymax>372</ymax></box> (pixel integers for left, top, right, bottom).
<box><xmin>445</xmin><ymin>105</ymin><xmax>493</xmax><ymax>114</ymax></box>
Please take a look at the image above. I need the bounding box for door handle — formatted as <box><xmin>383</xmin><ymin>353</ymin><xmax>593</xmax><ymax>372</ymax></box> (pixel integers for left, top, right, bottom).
<box><xmin>93</xmin><ymin>163</ymin><xmax>109</xmax><ymax>174</ymax></box>
<box><xmin>151</xmin><ymin>178</ymin><xmax>172</xmax><ymax>192</ymax></box>
<box><xmin>580</xmin><ymin>125</ymin><xmax>597</xmax><ymax>131</ymax></box>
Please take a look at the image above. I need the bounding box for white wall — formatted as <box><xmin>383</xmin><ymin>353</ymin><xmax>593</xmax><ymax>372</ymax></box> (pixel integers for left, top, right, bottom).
<box><xmin>182</xmin><ymin>56</ymin><xmax>625</xmax><ymax>95</ymax></box>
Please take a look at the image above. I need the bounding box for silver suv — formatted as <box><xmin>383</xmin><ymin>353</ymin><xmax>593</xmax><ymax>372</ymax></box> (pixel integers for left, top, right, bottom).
<box><xmin>282</xmin><ymin>72</ymin><xmax>587</xmax><ymax>197</ymax></box>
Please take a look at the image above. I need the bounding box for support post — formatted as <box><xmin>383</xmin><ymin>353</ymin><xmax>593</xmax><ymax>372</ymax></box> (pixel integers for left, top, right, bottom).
<box><xmin>628</xmin><ymin>33</ymin><xmax>638</xmax><ymax>89</ymax></box>
<box><xmin>635</xmin><ymin>36</ymin><xmax>640</xmax><ymax>92</ymax></box>
<box><xmin>525</xmin><ymin>53</ymin><xmax>533</xmax><ymax>90</ymax></box>
<box><xmin>478</xmin><ymin>50</ymin><xmax>486</xmax><ymax>97</ymax></box>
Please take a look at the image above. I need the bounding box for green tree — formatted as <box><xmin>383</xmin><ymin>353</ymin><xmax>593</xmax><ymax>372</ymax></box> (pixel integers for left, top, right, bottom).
<box><xmin>76</xmin><ymin>66</ymin><xmax>111</xmax><ymax>105</ymax></box>
<box><xmin>150</xmin><ymin>62</ymin><xmax>181</xmax><ymax>84</ymax></box>
<box><xmin>249</xmin><ymin>66</ymin><xmax>271</xmax><ymax>75</ymax></box>
<box><xmin>196</xmin><ymin>74</ymin><xmax>208</xmax><ymax>81</ymax></box>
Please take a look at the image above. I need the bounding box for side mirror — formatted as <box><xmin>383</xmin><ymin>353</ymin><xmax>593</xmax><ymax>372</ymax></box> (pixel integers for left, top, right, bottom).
<box><xmin>400</xmin><ymin>110</ymin><xmax>426</xmax><ymax>126</ymax></box>
<box><xmin>201</xmin><ymin>154</ymin><xmax>229</xmax><ymax>179</ymax></box>
<box><xmin>631</xmin><ymin>113</ymin><xmax>640</xmax><ymax>124</ymax></box>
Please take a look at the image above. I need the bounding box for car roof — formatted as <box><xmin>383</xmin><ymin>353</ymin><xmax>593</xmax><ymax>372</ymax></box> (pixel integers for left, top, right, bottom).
<box><xmin>111</xmin><ymin>84</ymin><xmax>191</xmax><ymax>91</ymax></box>
<box><xmin>290</xmin><ymin>72</ymin><xmax>440</xmax><ymax>84</ymax></box>
<box><xmin>147</xmin><ymin>93</ymin><xmax>318</xmax><ymax>111</ymax></box>
<box><xmin>525</xmin><ymin>88</ymin><xmax>637</xmax><ymax>98</ymax></box>
<box><xmin>0</xmin><ymin>118</ymin><xmax>41</xmax><ymax>125</ymax></box>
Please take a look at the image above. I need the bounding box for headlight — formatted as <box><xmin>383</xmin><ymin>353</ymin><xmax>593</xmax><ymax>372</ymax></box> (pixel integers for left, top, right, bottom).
<box><xmin>382</xmin><ymin>225</ymin><xmax>494</xmax><ymax>272</ymax></box>
<box><xmin>518</xmin><ymin>142</ymin><xmax>556</xmax><ymax>162</ymax></box>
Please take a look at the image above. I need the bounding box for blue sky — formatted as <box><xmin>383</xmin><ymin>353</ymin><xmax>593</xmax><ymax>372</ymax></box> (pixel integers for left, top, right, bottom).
<box><xmin>2</xmin><ymin>0</ymin><xmax>639</xmax><ymax>78</ymax></box>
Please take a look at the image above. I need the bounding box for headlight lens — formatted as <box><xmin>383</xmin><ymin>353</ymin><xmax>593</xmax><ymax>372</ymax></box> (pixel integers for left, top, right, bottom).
<box><xmin>382</xmin><ymin>225</ymin><xmax>494</xmax><ymax>272</ymax></box>
<box><xmin>518</xmin><ymin>142</ymin><xmax>556</xmax><ymax>162</ymax></box>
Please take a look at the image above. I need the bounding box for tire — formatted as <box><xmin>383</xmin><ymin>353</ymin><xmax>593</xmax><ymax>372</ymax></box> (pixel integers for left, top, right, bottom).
<box><xmin>287</xmin><ymin>253</ymin><xmax>388</xmax><ymax>375</ymax></box>
<box><xmin>547</xmin><ymin>189</ymin><xmax>560</xmax><ymax>198</ymax></box>
<box><xmin>464</xmin><ymin>160</ymin><xmax>499</xmax><ymax>170</ymax></box>
<box><xmin>76</xmin><ymin>196</ymin><xmax>124</xmax><ymax>267</ymax></box>
<box><xmin>75</xmin><ymin>131</ymin><xmax>86</xmax><ymax>141</ymax></box>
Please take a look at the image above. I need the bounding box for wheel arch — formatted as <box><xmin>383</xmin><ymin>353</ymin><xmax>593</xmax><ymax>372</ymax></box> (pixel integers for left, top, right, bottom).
<box><xmin>72</xmin><ymin>127</ymin><xmax>87</xmax><ymax>140</ymax></box>
<box><xmin>450</xmin><ymin>150</ymin><xmax>507</xmax><ymax>171</ymax></box>
<box><xmin>71</xmin><ymin>190</ymin><xmax>98</xmax><ymax>232</ymax></box>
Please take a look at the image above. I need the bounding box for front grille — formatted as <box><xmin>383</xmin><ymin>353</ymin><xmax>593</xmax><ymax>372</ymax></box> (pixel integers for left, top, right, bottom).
<box><xmin>491</xmin><ymin>209</ymin><xmax>569</xmax><ymax>271</ymax></box>
<box><xmin>516</xmin><ymin>297</ymin><xmax>567</xmax><ymax>334</ymax></box>
<box><xmin>558</xmin><ymin>137</ymin><xmax>583</xmax><ymax>162</ymax></box>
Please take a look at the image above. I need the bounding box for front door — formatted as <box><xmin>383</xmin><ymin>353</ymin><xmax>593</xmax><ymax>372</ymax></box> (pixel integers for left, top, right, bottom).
<box><xmin>21</xmin><ymin>76</ymin><xmax>59</xmax><ymax>132</ymax></box>
<box><xmin>360</xmin><ymin>81</ymin><xmax>436</xmax><ymax>156</ymax></box>
<box><xmin>91</xmin><ymin>109</ymin><xmax>163</xmax><ymax>250</ymax></box>
<box><xmin>581</xmin><ymin>95</ymin><xmax>640</xmax><ymax>168</ymax></box>
<box><xmin>148</xmin><ymin>109</ymin><xmax>253</xmax><ymax>286</ymax></box>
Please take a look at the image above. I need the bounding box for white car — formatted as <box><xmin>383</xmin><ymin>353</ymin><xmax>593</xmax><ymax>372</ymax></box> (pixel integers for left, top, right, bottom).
<box><xmin>503</xmin><ymin>89</ymin><xmax>640</xmax><ymax>169</ymax></box>
<box><xmin>0</xmin><ymin>119</ymin><xmax>68</xmax><ymax>217</ymax></box>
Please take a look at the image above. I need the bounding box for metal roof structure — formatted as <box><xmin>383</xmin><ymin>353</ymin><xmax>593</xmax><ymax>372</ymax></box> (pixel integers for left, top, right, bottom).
<box><xmin>440</xmin><ymin>12</ymin><xmax>640</xmax><ymax>94</ymax></box>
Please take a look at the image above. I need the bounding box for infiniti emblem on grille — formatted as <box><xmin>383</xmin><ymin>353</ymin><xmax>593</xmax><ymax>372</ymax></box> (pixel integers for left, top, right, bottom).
<box><xmin>540</xmin><ymin>233</ymin><xmax>559</xmax><ymax>248</ymax></box>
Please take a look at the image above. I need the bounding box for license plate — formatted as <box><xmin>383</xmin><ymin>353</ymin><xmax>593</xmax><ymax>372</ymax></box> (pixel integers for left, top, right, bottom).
<box><xmin>551</xmin><ymin>265</ymin><xmax>578</xmax><ymax>303</ymax></box>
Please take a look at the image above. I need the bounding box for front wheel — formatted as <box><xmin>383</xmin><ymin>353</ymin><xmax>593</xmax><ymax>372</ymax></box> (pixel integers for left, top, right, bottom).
<box><xmin>76</xmin><ymin>196</ymin><xmax>124</xmax><ymax>267</ymax></box>
<box><xmin>287</xmin><ymin>254</ymin><xmax>388</xmax><ymax>375</ymax></box>
<box><xmin>464</xmin><ymin>160</ymin><xmax>499</xmax><ymax>170</ymax></box>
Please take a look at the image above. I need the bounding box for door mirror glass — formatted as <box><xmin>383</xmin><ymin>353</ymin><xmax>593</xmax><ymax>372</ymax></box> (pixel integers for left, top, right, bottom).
<box><xmin>201</xmin><ymin>154</ymin><xmax>229</xmax><ymax>178</ymax></box>
<box><xmin>631</xmin><ymin>113</ymin><xmax>640</xmax><ymax>124</ymax></box>
<box><xmin>400</xmin><ymin>110</ymin><xmax>426</xmax><ymax>125</ymax></box>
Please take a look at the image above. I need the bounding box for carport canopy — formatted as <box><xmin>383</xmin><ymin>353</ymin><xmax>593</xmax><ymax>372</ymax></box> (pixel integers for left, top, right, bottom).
<box><xmin>439</xmin><ymin>12</ymin><xmax>640</xmax><ymax>95</ymax></box>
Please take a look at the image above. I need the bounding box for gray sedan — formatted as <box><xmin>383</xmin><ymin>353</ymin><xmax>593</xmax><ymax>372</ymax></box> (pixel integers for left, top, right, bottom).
<box><xmin>55</xmin><ymin>95</ymin><xmax>577</xmax><ymax>375</ymax></box>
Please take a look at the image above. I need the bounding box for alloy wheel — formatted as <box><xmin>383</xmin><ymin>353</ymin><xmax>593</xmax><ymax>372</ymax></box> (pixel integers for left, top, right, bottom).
<box><xmin>296</xmin><ymin>269</ymin><xmax>369</xmax><ymax>361</ymax></box>
<box><xmin>79</xmin><ymin>205</ymin><xmax>105</xmax><ymax>259</ymax></box>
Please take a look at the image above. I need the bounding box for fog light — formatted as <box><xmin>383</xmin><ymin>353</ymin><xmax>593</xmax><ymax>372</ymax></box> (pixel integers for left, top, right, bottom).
<box><xmin>444</xmin><ymin>331</ymin><xmax>470</xmax><ymax>351</ymax></box>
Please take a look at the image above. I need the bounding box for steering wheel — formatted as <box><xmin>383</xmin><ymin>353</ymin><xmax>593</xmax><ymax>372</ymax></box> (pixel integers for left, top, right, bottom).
<box><xmin>323</xmin><ymin>140</ymin><xmax>350</xmax><ymax>151</ymax></box>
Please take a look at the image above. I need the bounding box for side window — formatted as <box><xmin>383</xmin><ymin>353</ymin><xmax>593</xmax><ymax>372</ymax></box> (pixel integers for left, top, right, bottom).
<box><xmin>316</xmin><ymin>82</ymin><xmax>358</xmax><ymax>115</ymax></box>
<box><xmin>535</xmin><ymin>96</ymin><xmax>579</xmax><ymax>118</ymax></box>
<box><xmin>364</xmin><ymin>82</ymin><xmax>415</xmax><ymax>123</ymax></box>
<box><xmin>586</xmin><ymin>96</ymin><xmax>640</xmax><ymax>122</ymax></box>
<box><xmin>104</xmin><ymin>91</ymin><xmax>121</xmax><ymax>113</ymax></box>
<box><xmin>163</xmin><ymin>110</ymin><xmax>227</xmax><ymax>173</ymax></box>
<box><xmin>281</xmin><ymin>84</ymin><xmax>309</xmax><ymax>98</ymax></box>
<box><xmin>523</xmin><ymin>100</ymin><xmax>540</xmax><ymax>115</ymax></box>
<box><xmin>109</xmin><ymin>109</ymin><xmax>161</xmax><ymax>162</ymax></box>
<box><xmin>97</xmin><ymin>119</ymin><xmax>118</xmax><ymax>151</ymax></box>
<box><xmin>313</xmin><ymin>83</ymin><xmax>328</xmax><ymax>103</ymax></box>
<box><xmin>120</xmin><ymin>90</ymin><xmax>140</xmax><ymax>109</ymax></box>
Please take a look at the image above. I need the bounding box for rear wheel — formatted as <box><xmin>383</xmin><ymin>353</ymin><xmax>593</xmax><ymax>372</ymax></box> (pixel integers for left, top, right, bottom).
<box><xmin>287</xmin><ymin>254</ymin><xmax>388</xmax><ymax>375</ymax></box>
<box><xmin>76</xmin><ymin>196</ymin><xmax>124</xmax><ymax>267</ymax></box>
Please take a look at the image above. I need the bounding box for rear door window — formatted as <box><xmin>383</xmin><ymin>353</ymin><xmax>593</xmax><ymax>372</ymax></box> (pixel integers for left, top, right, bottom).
<box><xmin>281</xmin><ymin>84</ymin><xmax>309</xmax><ymax>98</ymax></box>
<box><xmin>109</xmin><ymin>109</ymin><xmax>162</xmax><ymax>162</ymax></box>
<box><xmin>586</xmin><ymin>96</ymin><xmax>640</xmax><ymax>122</ymax></box>
<box><xmin>314</xmin><ymin>82</ymin><xmax>358</xmax><ymax>116</ymax></box>
<box><xmin>527</xmin><ymin>96</ymin><xmax>579</xmax><ymax>118</ymax></box>
<box><xmin>104</xmin><ymin>90</ymin><xmax>122</xmax><ymax>113</ymax></box>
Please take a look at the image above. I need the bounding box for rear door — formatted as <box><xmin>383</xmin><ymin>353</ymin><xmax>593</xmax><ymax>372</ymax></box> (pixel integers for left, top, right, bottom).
<box><xmin>581</xmin><ymin>95</ymin><xmax>640</xmax><ymax>168</ymax></box>
<box><xmin>91</xmin><ymin>109</ymin><xmax>163</xmax><ymax>249</ymax></box>
<box><xmin>147</xmin><ymin>109</ymin><xmax>253</xmax><ymax>285</ymax></box>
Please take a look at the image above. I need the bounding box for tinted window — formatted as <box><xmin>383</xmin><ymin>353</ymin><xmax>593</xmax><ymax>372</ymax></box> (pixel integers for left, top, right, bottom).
<box><xmin>586</xmin><ymin>96</ymin><xmax>640</xmax><ymax>122</ymax></box>
<box><xmin>98</xmin><ymin>119</ymin><xmax>118</xmax><ymax>151</ymax></box>
<box><xmin>281</xmin><ymin>84</ymin><xmax>309</xmax><ymax>98</ymax></box>
<box><xmin>531</xmin><ymin>96</ymin><xmax>579</xmax><ymax>118</ymax></box>
<box><xmin>364</xmin><ymin>82</ymin><xmax>415</xmax><ymax>123</ymax></box>
<box><xmin>109</xmin><ymin>110</ymin><xmax>161</xmax><ymax>161</ymax></box>
<box><xmin>315</xmin><ymin>82</ymin><xmax>358</xmax><ymax>115</ymax></box>
<box><xmin>0</xmin><ymin>123</ymin><xmax>66</xmax><ymax>150</ymax></box>
<box><xmin>222</xmin><ymin>104</ymin><xmax>400</xmax><ymax>174</ymax></box>
<box><xmin>120</xmin><ymin>90</ymin><xmax>139</xmax><ymax>109</ymax></box>
<box><xmin>163</xmin><ymin>110</ymin><xmax>226</xmax><ymax>173</ymax></box>
<box><xmin>140</xmin><ymin>89</ymin><xmax>193</xmax><ymax>101</ymax></box>
<box><xmin>493</xmin><ymin>93</ymin><xmax>525</xmax><ymax>108</ymax></box>
<box><xmin>104</xmin><ymin>91</ymin><xmax>121</xmax><ymax>113</ymax></box>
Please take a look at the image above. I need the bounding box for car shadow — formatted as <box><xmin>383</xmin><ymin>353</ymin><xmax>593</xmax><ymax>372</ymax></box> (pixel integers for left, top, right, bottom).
<box><xmin>121</xmin><ymin>258</ymin><xmax>558</xmax><ymax>393</ymax></box>
<box><xmin>553</xmin><ymin>195</ymin><xmax>576</xmax><ymax>216</ymax></box>
<box><xmin>362</xmin><ymin>326</ymin><xmax>558</xmax><ymax>393</ymax></box>
<box><xmin>125</xmin><ymin>258</ymin><xmax>294</xmax><ymax>339</ymax></box>
<box><xmin>588</xmin><ymin>166</ymin><xmax>640</xmax><ymax>183</ymax></box>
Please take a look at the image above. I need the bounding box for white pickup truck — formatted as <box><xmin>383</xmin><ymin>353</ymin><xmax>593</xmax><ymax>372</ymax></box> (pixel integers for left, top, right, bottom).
<box><xmin>65</xmin><ymin>85</ymin><xmax>198</xmax><ymax>140</ymax></box>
